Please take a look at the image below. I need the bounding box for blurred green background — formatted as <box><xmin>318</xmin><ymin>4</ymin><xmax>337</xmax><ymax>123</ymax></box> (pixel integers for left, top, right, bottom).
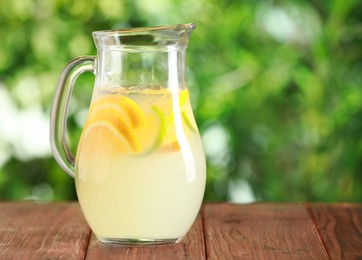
<box><xmin>0</xmin><ymin>0</ymin><xmax>361</xmax><ymax>202</ymax></box>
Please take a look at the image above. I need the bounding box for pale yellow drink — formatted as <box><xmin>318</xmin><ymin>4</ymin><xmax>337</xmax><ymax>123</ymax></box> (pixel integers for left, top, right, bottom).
<box><xmin>75</xmin><ymin>86</ymin><xmax>206</xmax><ymax>243</ymax></box>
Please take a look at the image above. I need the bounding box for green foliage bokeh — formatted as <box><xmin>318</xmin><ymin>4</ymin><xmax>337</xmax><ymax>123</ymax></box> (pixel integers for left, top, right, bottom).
<box><xmin>0</xmin><ymin>0</ymin><xmax>361</xmax><ymax>202</ymax></box>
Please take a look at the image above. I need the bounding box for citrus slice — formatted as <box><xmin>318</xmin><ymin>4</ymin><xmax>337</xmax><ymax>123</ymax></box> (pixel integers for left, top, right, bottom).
<box><xmin>179</xmin><ymin>90</ymin><xmax>198</xmax><ymax>132</ymax></box>
<box><xmin>82</xmin><ymin>94</ymin><xmax>146</xmax><ymax>154</ymax></box>
<box><xmin>83</xmin><ymin>120</ymin><xmax>140</xmax><ymax>154</ymax></box>
<box><xmin>182</xmin><ymin>111</ymin><xmax>198</xmax><ymax>132</ymax></box>
<box><xmin>86</xmin><ymin>106</ymin><xmax>144</xmax><ymax>153</ymax></box>
<box><xmin>149</xmin><ymin>106</ymin><xmax>167</xmax><ymax>152</ymax></box>
<box><xmin>76</xmin><ymin>120</ymin><xmax>139</xmax><ymax>180</ymax></box>
<box><xmin>138</xmin><ymin>90</ymin><xmax>196</xmax><ymax>154</ymax></box>
<box><xmin>135</xmin><ymin>106</ymin><xmax>168</xmax><ymax>156</ymax></box>
<box><xmin>76</xmin><ymin>121</ymin><xmax>130</xmax><ymax>180</ymax></box>
<box><xmin>166</xmin><ymin>90</ymin><xmax>197</xmax><ymax>130</ymax></box>
<box><xmin>80</xmin><ymin>91</ymin><xmax>193</xmax><ymax>156</ymax></box>
<box><xmin>90</xmin><ymin>95</ymin><xmax>145</xmax><ymax>129</ymax></box>
<box><xmin>179</xmin><ymin>90</ymin><xmax>189</xmax><ymax>108</ymax></box>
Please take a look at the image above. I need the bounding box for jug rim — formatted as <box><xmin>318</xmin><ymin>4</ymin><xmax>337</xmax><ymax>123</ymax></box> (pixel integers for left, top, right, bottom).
<box><xmin>92</xmin><ymin>23</ymin><xmax>196</xmax><ymax>49</ymax></box>
<box><xmin>93</xmin><ymin>23</ymin><xmax>195</xmax><ymax>36</ymax></box>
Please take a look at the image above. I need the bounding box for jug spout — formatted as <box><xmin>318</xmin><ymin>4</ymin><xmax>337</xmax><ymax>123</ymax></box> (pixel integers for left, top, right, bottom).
<box><xmin>92</xmin><ymin>23</ymin><xmax>196</xmax><ymax>50</ymax></box>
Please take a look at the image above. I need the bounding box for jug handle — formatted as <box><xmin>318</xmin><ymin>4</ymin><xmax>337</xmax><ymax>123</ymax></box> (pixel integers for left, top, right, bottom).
<box><xmin>50</xmin><ymin>56</ymin><xmax>96</xmax><ymax>178</ymax></box>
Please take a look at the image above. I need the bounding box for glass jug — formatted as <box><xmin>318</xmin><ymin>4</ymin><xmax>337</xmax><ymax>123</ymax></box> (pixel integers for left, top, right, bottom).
<box><xmin>50</xmin><ymin>23</ymin><xmax>206</xmax><ymax>245</ymax></box>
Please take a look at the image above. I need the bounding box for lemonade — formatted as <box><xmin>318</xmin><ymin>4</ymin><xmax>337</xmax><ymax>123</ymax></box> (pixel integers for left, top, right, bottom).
<box><xmin>75</xmin><ymin>86</ymin><xmax>206</xmax><ymax>243</ymax></box>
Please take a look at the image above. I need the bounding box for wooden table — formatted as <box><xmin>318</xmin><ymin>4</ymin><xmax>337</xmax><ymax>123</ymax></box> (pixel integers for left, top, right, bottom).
<box><xmin>0</xmin><ymin>202</ymin><xmax>361</xmax><ymax>259</ymax></box>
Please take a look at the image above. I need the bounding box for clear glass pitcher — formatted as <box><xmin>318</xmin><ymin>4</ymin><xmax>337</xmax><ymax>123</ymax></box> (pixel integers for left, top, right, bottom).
<box><xmin>49</xmin><ymin>23</ymin><xmax>206</xmax><ymax>245</ymax></box>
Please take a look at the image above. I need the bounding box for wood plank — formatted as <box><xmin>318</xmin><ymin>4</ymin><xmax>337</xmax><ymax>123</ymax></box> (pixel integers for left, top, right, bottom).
<box><xmin>203</xmin><ymin>203</ymin><xmax>329</xmax><ymax>259</ymax></box>
<box><xmin>85</xmin><ymin>213</ymin><xmax>205</xmax><ymax>259</ymax></box>
<box><xmin>310</xmin><ymin>203</ymin><xmax>362</xmax><ymax>260</ymax></box>
<box><xmin>0</xmin><ymin>202</ymin><xmax>91</xmax><ymax>259</ymax></box>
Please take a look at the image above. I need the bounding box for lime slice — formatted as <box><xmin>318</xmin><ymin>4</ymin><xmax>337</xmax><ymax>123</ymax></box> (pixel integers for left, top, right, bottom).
<box><xmin>182</xmin><ymin>111</ymin><xmax>198</xmax><ymax>132</ymax></box>
<box><xmin>135</xmin><ymin>105</ymin><xmax>167</xmax><ymax>156</ymax></box>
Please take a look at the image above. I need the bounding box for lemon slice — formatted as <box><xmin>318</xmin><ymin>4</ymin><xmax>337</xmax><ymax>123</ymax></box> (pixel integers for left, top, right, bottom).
<box><xmin>87</xmin><ymin>105</ymin><xmax>142</xmax><ymax>143</ymax></box>
<box><xmin>80</xmin><ymin>91</ymin><xmax>194</xmax><ymax>156</ymax></box>
<box><xmin>82</xmin><ymin>120</ymin><xmax>140</xmax><ymax>154</ymax></box>
<box><xmin>179</xmin><ymin>90</ymin><xmax>189</xmax><ymax>108</ymax></box>
<box><xmin>179</xmin><ymin>90</ymin><xmax>198</xmax><ymax>132</ymax></box>
<box><xmin>76</xmin><ymin>121</ymin><xmax>135</xmax><ymax>180</ymax></box>
<box><xmin>88</xmin><ymin>120</ymin><xmax>142</xmax><ymax>153</ymax></box>
<box><xmin>167</xmin><ymin>90</ymin><xmax>197</xmax><ymax>130</ymax></box>
<box><xmin>90</xmin><ymin>95</ymin><xmax>145</xmax><ymax>129</ymax></box>
<box><xmin>83</xmin><ymin>94</ymin><xmax>146</xmax><ymax>154</ymax></box>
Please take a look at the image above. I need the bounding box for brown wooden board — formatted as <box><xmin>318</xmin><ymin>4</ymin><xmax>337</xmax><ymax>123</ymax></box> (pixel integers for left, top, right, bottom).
<box><xmin>1</xmin><ymin>202</ymin><xmax>362</xmax><ymax>259</ymax></box>
<box><xmin>85</xmin><ymin>214</ymin><xmax>205</xmax><ymax>259</ymax></box>
<box><xmin>0</xmin><ymin>202</ymin><xmax>91</xmax><ymax>260</ymax></box>
<box><xmin>202</xmin><ymin>203</ymin><xmax>329</xmax><ymax>259</ymax></box>
<box><xmin>310</xmin><ymin>203</ymin><xmax>362</xmax><ymax>260</ymax></box>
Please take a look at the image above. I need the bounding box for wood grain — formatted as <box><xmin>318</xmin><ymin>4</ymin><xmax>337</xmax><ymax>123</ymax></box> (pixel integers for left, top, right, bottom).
<box><xmin>202</xmin><ymin>203</ymin><xmax>329</xmax><ymax>259</ymax></box>
<box><xmin>1</xmin><ymin>202</ymin><xmax>361</xmax><ymax>259</ymax></box>
<box><xmin>85</xmin><ymin>214</ymin><xmax>205</xmax><ymax>260</ymax></box>
<box><xmin>310</xmin><ymin>203</ymin><xmax>362</xmax><ymax>260</ymax></box>
<box><xmin>0</xmin><ymin>202</ymin><xmax>91</xmax><ymax>260</ymax></box>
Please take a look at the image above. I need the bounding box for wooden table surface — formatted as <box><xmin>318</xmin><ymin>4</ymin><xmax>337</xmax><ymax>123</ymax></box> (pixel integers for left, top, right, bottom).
<box><xmin>0</xmin><ymin>202</ymin><xmax>361</xmax><ymax>259</ymax></box>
